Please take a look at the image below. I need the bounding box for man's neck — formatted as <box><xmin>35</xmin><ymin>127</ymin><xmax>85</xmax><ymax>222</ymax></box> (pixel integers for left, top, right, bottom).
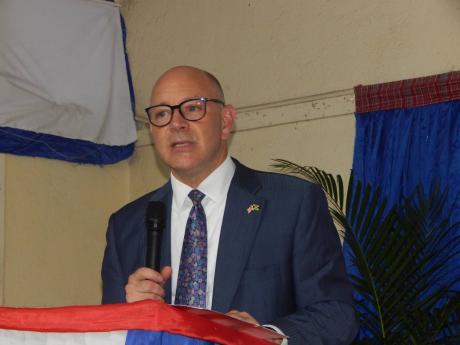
<box><xmin>171</xmin><ymin>154</ymin><xmax>229</xmax><ymax>188</ymax></box>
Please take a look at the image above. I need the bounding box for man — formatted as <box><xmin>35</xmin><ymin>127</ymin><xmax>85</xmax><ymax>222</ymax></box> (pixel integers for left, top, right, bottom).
<box><xmin>101</xmin><ymin>66</ymin><xmax>359</xmax><ymax>344</ymax></box>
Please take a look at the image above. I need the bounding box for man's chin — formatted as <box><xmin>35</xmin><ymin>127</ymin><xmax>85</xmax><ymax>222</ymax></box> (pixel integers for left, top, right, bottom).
<box><xmin>170</xmin><ymin>163</ymin><xmax>199</xmax><ymax>178</ymax></box>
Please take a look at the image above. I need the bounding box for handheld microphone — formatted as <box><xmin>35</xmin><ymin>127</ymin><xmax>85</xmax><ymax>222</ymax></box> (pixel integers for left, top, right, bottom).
<box><xmin>145</xmin><ymin>201</ymin><xmax>166</xmax><ymax>271</ymax></box>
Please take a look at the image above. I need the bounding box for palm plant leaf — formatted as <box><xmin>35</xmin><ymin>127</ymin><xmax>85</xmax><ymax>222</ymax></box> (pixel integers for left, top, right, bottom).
<box><xmin>272</xmin><ymin>159</ymin><xmax>460</xmax><ymax>344</ymax></box>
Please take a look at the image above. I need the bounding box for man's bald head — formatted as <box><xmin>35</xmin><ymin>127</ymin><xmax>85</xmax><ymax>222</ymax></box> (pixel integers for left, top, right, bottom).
<box><xmin>151</xmin><ymin>66</ymin><xmax>225</xmax><ymax>104</ymax></box>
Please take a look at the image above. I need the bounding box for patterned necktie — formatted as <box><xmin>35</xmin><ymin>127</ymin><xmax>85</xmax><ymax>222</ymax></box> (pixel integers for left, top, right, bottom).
<box><xmin>175</xmin><ymin>189</ymin><xmax>207</xmax><ymax>307</ymax></box>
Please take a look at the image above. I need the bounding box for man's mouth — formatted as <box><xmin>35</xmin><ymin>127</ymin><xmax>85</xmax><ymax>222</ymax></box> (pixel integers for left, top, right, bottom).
<box><xmin>171</xmin><ymin>140</ymin><xmax>193</xmax><ymax>148</ymax></box>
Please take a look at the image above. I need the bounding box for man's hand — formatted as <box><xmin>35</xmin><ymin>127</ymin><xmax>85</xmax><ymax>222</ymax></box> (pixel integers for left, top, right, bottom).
<box><xmin>226</xmin><ymin>310</ymin><xmax>283</xmax><ymax>344</ymax></box>
<box><xmin>125</xmin><ymin>266</ymin><xmax>172</xmax><ymax>303</ymax></box>
<box><xmin>226</xmin><ymin>310</ymin><xmax>260</xmax><ymax>325</ymax></box>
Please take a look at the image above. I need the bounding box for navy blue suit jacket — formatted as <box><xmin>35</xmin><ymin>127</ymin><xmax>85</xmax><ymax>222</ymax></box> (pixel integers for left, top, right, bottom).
<box><xmin>102</xmin><ymin>160</ymin><xmax>358</xmax><ymax>344</ymax></box>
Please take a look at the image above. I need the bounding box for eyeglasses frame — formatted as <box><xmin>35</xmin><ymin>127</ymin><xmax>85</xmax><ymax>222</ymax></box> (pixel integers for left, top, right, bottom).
<box><xmin>145</xmin><ymin>97</ymin><xmax>225</xmax><ymax>127</ymax></box>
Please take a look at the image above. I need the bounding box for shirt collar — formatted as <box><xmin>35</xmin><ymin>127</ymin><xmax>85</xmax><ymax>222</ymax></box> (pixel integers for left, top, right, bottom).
<box><xmin>171</xmin><ymin>156</ymin><xmax>236</xmax><ymax>209</ymax></box>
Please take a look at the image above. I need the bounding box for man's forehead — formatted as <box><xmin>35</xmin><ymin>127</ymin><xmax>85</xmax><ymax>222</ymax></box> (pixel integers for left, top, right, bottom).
<box><xmin>151</xmin><ymin>71</ymin><xmax>218</xmax><ymax>103</ymax></box>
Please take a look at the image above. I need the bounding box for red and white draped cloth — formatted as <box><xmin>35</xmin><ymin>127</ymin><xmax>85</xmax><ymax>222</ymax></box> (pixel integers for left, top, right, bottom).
<box><xmin>0</xmin><ymin>300</ymin><xmax>280</xmax><ymax>345</ymax></box>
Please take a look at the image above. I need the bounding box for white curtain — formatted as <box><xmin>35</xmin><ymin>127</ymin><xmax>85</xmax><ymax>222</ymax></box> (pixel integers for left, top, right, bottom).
<box><xmin>0</xmin><ymin>0</ymin><xmax>136</xmax><ymax>164</ymax></box>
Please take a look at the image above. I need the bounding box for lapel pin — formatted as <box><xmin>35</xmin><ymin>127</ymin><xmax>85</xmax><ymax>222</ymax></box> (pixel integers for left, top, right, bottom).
<box><xmin>246</xmin><ymin>203</ymin><xmax>261</xmax><ymax>214</ymax></box>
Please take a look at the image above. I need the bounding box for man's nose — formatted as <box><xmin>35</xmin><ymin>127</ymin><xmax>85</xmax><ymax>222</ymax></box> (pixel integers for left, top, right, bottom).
<box><xmin>169</xmin><ymin>108</ymin><xmax>188</xmax><ymax>129</ymax></box>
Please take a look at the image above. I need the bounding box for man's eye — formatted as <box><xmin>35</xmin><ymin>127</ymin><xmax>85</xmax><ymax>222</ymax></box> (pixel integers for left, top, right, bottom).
<box><xmin>154</xmin><ymin>110</ymin><xmax>169</xmax><ymax>119</ymax></box>
<box><xmin>184</xmin><ymin>103</ymin><xmax>203</xmax><ymax>113</ymax></box>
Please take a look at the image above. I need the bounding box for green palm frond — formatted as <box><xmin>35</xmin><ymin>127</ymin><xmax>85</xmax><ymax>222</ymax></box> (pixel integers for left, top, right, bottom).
<box><xmin>272</xmin><ymin>159</ymin><xmax>347</xmax><ymax>230</ymax></box>
<box><xmin>272</xmin><ymin>159</ymin><xmax>460</xmax><ymax>344</ymax></box>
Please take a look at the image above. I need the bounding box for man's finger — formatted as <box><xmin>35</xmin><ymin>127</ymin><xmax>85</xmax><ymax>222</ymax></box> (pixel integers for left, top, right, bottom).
<box><xmin>129</xmin><ymin>267</ymin><xmax>165</xmax><ymax>284</ymax></box>
<box><xmin>160</xmin><ymin>266</ymin><xmax>172</xmax><ymax>284</ymax></box>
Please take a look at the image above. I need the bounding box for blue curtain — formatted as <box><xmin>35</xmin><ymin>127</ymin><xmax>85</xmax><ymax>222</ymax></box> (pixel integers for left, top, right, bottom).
<box><xmin>353</xmin><ymin>98</ymin><xmax>460</xmax><ymax>284</ymax></box>
<box><xmin>353</xmin><ymin>99</ymin><xmax>460</xmax><ymax>220</ymax></box>
<box><xmin>351</xmin><ymin>72</ymin><xmax>460</xmax><ymax>339</ymax></box>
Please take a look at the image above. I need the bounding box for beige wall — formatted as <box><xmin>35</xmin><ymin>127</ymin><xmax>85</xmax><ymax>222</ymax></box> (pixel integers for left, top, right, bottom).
<box><xmin>2</xmin><ymin>155</ymin><xmax>129</xmax><ymax>307</ymax></box>
<box><xmin>124</xmin><ymin>0</ymin><xmax>460</xmax><ymax>191</ymax></box>
<box><xmin>1</xmin><ymin>0</ymin><xmax>460</xmax><ymax>307</ymax></box>
<box><xmin>122</xmin><ymin>0</ymin><xmax>460</xmax><ymax>110</ymax></box>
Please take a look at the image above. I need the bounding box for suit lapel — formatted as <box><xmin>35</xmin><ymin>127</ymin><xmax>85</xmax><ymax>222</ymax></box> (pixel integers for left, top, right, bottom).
<box><xmin>212</xmin><ymin>162</ymin><xmax>265</xmax><ymax>312</ymax></box>
<box><xmin>147</xmin><ymin>182</ymin><xmax>173</xmax><ymax>303</ymax></box>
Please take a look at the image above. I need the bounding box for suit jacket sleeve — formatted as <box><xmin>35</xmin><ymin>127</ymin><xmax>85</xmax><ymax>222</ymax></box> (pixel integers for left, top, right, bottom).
<box><xmin>101</xmin><ymin>214</ymin><xmax>127</xmax><ymax>304</ymax></box>
<box><xmin>270</xmin><ymin>184</ymin><xmax>359</xmax><ymax>345</ymax></box>
<box><xmin>100</xmin><ymin>188</ymin><xmax>169</xmax><ymax>305</ymax></box>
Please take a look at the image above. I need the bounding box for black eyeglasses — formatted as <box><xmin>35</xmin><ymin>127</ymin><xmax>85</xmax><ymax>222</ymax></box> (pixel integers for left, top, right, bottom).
<box><xmin>145</xmin><ymin>97</ymin><xmax>225</xmax><ymax>127</ymax></box>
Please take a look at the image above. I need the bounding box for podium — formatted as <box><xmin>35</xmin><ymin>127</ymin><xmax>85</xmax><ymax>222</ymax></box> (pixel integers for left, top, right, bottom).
<box><xmin>0</xmin><ymin>300</ymin><xmax>283</xmax><ymax>344</ymax></box>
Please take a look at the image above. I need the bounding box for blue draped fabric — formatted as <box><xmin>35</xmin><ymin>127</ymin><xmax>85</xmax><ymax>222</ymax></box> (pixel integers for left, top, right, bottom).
<box><xmin>353</xmin><ymin>99</ymin><xmax>460</xmax><ymax>224</ymax></box>
<box><xmin>349</xmin><ymin>72</ymin><xmax>460</xmax><ymax>341</ymax></box>
<box><xmin>350</xmin><ymin>75</ymin><xmax>460</xmax><ymax>341</ymax></box>
<box><xmin>0</xmin><ymin>126</ymin><xmax>134</xmax><ymax>164</ymax></box>
<box><xmin>126</xmin><ymin>330</ymin><xmax>216</xmax><ymax>345</ymax></box>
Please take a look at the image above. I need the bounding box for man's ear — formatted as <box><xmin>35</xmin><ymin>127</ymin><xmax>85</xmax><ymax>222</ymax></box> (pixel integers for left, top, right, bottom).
<box><xmin>221</xmin><ymin>105</ymin><xmax>237</xmax><ymax>140</ymax></box>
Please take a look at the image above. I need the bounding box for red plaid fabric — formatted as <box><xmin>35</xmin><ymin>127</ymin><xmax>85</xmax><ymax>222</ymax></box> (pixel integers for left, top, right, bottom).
<box><xmin>354</xmin><ymin>71</ymin><xmax>460</xmax><ymax>113</ymax></box>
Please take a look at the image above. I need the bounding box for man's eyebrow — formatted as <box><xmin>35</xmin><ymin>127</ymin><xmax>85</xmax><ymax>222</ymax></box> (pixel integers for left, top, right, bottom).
<box><xmin>150</xmin><ymin>101</ymin><xmax>173</xmax><ymax>106</ymax></box>
<box><xmin>182</xmin><ymin>95</ymin><xmax>202</xmax><ymax>101</ymax></box>
<box><xmin>152</xmin><ymin>96</ymin><xmax>203</xmax><ymax>106</ymax></box>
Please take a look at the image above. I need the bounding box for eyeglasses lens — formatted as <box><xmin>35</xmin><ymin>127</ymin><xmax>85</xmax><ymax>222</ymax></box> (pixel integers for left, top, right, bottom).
<box><xmin>181</xmin><ymin>99</ymin><xmax>206</xmax><ymax>120</ymax></box>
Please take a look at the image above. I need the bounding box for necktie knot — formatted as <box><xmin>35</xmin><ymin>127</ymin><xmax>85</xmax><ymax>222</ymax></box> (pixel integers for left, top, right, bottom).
<box><xmin>188</xmin><ymin>189</ymin><xmax>205</xmax><ymax>205</ymax></box>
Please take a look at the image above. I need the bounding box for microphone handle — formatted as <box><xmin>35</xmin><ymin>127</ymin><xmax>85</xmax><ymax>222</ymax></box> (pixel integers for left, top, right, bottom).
<box><xmin>146</xmin><ymin>229</ymin><xmax>162</xmax><ymax>271</ymax></box>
